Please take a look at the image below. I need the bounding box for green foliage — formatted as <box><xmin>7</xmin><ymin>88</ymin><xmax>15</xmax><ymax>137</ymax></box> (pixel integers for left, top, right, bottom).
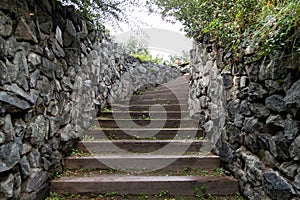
<box><xmin>70</xmin><ymin>149</ymin><xmax>91</xmax><ymax>157</ymax></box>
<box><xmin>122</xmin><ymin>36</ymin><xmax>164</xmax><ymax>64</ymax></box>
<box><xmin>151</xmin><ymin>0</ymin><xmax>300</xmax><ymax>62</ymax></box>
<box><xmin>58</xmin><ymin>0</ymin><xmax>143</xmax><ymax>28</ymax></box>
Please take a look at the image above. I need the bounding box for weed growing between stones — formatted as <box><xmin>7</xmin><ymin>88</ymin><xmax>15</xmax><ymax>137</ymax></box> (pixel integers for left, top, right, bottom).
<box><xmin>46</xmin><ymin>191</ymin><xmax>245</xmax><ymax>199</ymax></box>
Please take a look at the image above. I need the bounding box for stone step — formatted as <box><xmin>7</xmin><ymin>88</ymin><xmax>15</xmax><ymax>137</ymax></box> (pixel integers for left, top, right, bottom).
<box><xmin>64</xmin><ymin>155</ymin><xmax>220</xmax><ymax>171</ymax></box>
<box><xmin>50</xmin><ymin>175</ymin><xmax>238</xmax><ymax>196</ymax></box>
<box><xmin>130</xmin><ymin>93</ymin><xmax>188</xmax><ymax>100</ymax></box>
<box><xmin>85</xmin><ymin>128</ymin><xmax>205</xmax><ymax>140</ymax></box>
<box><xmin>96</xmin><ymin>119</ymin><xmax>198</xmax><ymax>128</ymax></box>
<box><xmin>76</xmin><ymin>140</ymin><xmax>208</xmax><ymax>154</ymax></box>
<box><xmin>99</xmin><ymin>111</ymin><xmax>190</xmax><ymax>119</ymax></box>
<box><xmin>111</xmin><ymin>104</ymin><xmax>188</xmax><ymax>112</ymax></box>
<box><xmin>127</xmin><ymin>98</ymin><xmax>188</xmax><ymax>104</ymax></box>
<box><xmin>142</xmin><ymin>87</ymin><xmax>189</xmax><ymax>95</ymax></box>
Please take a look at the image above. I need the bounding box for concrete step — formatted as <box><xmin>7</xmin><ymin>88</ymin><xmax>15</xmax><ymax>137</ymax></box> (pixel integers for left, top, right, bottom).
<box><xmin>99</xmin><ymin>111</ymin><xmax>190</xmax><ymax>119</ymax></box>
<box><xmin>85</xmin><ymin>128</ymin><xmax>205</xmax><ymax>140</ymax></box>
<box><xmin>96</xmin><ymin>119</ymin><xmax>198</xmax><ymax>128</ymax></box>
<box><xmin>142</xmin><ymin>87</ymin><xmax>189</xmax><ymax>95</ymax></box>
<box><xmin>130</xmin><ymin>93</ymin><xmax>188</xmax><ymax>100</ymax></box>
<box><xmin>77</xmin><ymin>140</ymin><xmax>208</xmax><ymax>154</ymax></box>
<box><xmin>50</xmin><ymin>175</ymin><xmax>238</xmax><ymax>196</ymax></box>
<box><xmin>127</xmin><ymin>98</ymin><xmax>188</xmax><ymax>104</ymax></box>
<box><xmin>64</xmin><ymin>155</ymin><xmax>220</xmax><ymax>171</ymax></box>
<box><xmin>111</xmin><ymin>104</ymin><xmax>188</xmax><ymax>112</ymax></box>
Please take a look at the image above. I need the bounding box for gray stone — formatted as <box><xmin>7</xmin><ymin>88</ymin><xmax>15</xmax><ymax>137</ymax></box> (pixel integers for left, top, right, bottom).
<box><xmin>240</xmin><ymin>100</ymin><xmax>251</xmax><ymax>116</ymax></box>
<box><xmin>23</xmin><ymin>168</ymin><xmax>48</xmax><ymax>193</ymax></box>
<box><xmin>40</xmin><ymin>21</ymin><xmax>53</xmax><ymax>34</ymax></box>
<box><xmin>249</xmin><ymin>103</ymin><xmax>270</xmax><ymax>118</ymax></box>
<box><xmin>294</xmin><ymin>173</ymin><xmax>300</xmax><ymax>195</ymax></box>
<box><xmin>0</xmin><ymin>36</ymin><xmax>7</xmax><ymax>57</ymax></box>
<box><xmin>222</xmin><ymin>74</ymin><xmax>233</xmax><ymax>89</ymax></box>
<box><xmin>244</xmin><ymin>133</ymin><xmax>260</xmax><ymax>153</ymax></box>
<box><xmin>265</xmin><ymin>80</ymin><xmax>282</xmax><ymax>94</ymax></box>
<box><xmin>137</xmin><ymin>66</ymin><xmax>147</xmax><ymax>74</ymax></box>
<box><xmin>0</xmin><ymin>60</ymin><xmax>10</xmax><ymax>85</ymax></box>
<box><xmin>248</xmin><ymin>82</ymin><xmax>268</xmax><ymax>101</ymax></box>
<box><xmin>246</xmin><ymin>64</ymin><xmax>259</xmax><ymax>82</ymax></box>
<box><xmin>199</xmin><ymin>96</ymin><xmax>210</xmax><ymax>108</ymax></box>
<box><xmin>28</xmin><ymin>149</ymin><xmax>41</xmax><ymax>168</ymax></box>
<box><xmin>43</xmin><ymin>46</ymin><xmax>55</xmax><ymax>61</ymax></box>
<box><xmin>63</xmin><ymin>20</ymin><xmax>77</xmax><ymax>47</ymax></box>
<box><xmin>265</xmin><ymin>95</ymin><xmax>287</xmax><ymax>112</ymax></box>
<box><xmin>284</xmin><ymin>79</ymin><xmax>300</xmax><ymax>114</ymax></box>
<box><xmin>28</xmin><ymin>115</ymin><xmax>47</xmax><ymax>147</ymax></box>
<box><xmin>0</xmin><ymin>11</ymin><xmax>12</xmax><ymax>37</ymax></box>
<box><xmin>240</xmin><ymin>76</ymin><xmax>248</xmax><ymax>88</ymax></box>
<box><xmin>20</xmin><ymin>156</ymin><xmax>30</xmax><ymax>178</ymax></box>
<box><xmin>227</xmin><ymin>99</ymin><xmax>240</xmax><ymax>119</ymax></box>
<box><xmin>0</xmin><ymin>142</ymin><xmax>20</xmax><ymax>173</ymax></box>
<box><xmin>56</xmin><ymin>26</ymin><xmax>63</xmax><ymax>46</ymax></box>
<box><xmin>241</xmin><ymin>151</ymin><xmax>264</xmax><ymax>186</ymax></box>
<box><xmin>0</xmin><ymin>131</ymin><xmax>5</xmax><ymax>144</ymax></box>
<box><xmin>3</xmin><ymin>114</ymin><xmax>15</xmax><ymax>142</ymax></box>
<box><xmin>269</xmin><ymin>134</ymin><xmax>290</xmax><ymax>162</ymax></box>
<box><xmin>6</xmin><ymin>61</ymin><xmax>18</xmax><ymax>82</ymax></box>
<box><xmin>15</xmin><ymin>17</ymin><xmax>38</xmax><ymax>43</ymax></box>
<box><xmin>40</xmin><ymin>57</ymin><xmax>57</xmax><ymax>78</ymax></box>
<box><xmin>0</xmin><ymin>91</ymin><xmax>31</xmax><ymax>110</ymax></box>
<box><xmin>289</xmin><ymin>136</ymin><xmax>300</xmax><ymax>161</ymax></box>
<box><xmin>13</xmin><ymin>170</ymin><xmax>21</xmax><ymax>198</ymax></box>
<box><xmin>257</xmin><ymin>134</ymin><xmax>269</xmax><ymax>150</ymax></box>
<box><xmin>0</xmin><ymin>173</ymin><xmax>14</xmax><ymax>198</ymax></box>
<box><xmin>14</xmin><ymin>51</ymin><xmax>29</xmax><ymax>90</ymax></box>
<box><xmin>266</xmin><ymin>115</ymin><xmax>285</xmax><ymax>128</ymax></box>
<box><xmin>21</xmin><ymin>143</ymin><xmax>31</xmax><ymax>155</ymax></box>
<box><xmin>41</xmin><ymin>157</ymin><xmax>51</xmax><ymax>170</ymax></box>
<box><xmin>61</xmin><ymin>77</ymin><xmax>73</xmax><ymax>91</ymax></box>
<box><xmin>263</xmin><ymin>171</ymin><xmax>294</xmax><ymax>200</ymax></box>
<box><xmin>258</xmin><ymin>150</ymin><xmax>277</xmax><ymax>168</ymax></box>
<box><xmin>218</xmin><ymin>142</ymin><xmax>235</xmax><ymax>163</ymax></box>
<box><xmin>280</xmin><ymin>162</ymin><xmax>298</xmax><ymax>178</ymax></box>
<box><xmin>243</xmin><ymin>117</ymin><xmax>263</xmax><ymax>133</ymax></box>
<box><xmin>284</xmin><ymin>115</ymin><xmax>299</xmax><ymax>140</ymax></box>
<box><xmin>6</xmin><ymin>37</ymin><xmax>18</xmax><ymax>57</ymax></box>
<box><xmin>223</xmin><ymin>123</ymin><xmax>241</xmax><ymax>144</ymax></box>
<box><xmin>28</xmin><ymin>52</ymin><xmax>41</xmax><ymax>66</ymax></box>
<box><xmin>52</xmin><ymin>39</ymin><xmax>65</xmax><ymax>58</ymax></box>
<box><xmin>3</xmin><ymin>84</ymin><xmax>37</xmax><ymax>104</ymax></box>
<box><xmin>59</xmin><ymin>124</ymin><xmax>79</xmax><ymax>142</ymax></box>
<box><xmin>259</xmin><ymin>59</ymin><xmax>286</xmax><ymax>81</ymax></box>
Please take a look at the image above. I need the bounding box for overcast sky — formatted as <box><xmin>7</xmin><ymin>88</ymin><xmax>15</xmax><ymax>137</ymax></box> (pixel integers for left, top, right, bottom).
<box><xmin>105</xmin><ymin>2</ymin><xmax>193</xmax><ymax>59</ymax></box>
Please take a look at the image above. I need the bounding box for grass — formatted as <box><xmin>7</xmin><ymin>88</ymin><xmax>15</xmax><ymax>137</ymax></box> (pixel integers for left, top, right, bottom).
<box><xmin>70</xmin><ymin>149</ymin><xmax>91</xmax><ymax>157</ymax></box>
<box><xmin>46</xmin><ymin>192</ymin><xmax>244</xmax><ymax>200</ymax></box>
<box><xmin>58</xmin><ymin>167</ymin><xmax>227</xmax><ymax>178</ymax></box>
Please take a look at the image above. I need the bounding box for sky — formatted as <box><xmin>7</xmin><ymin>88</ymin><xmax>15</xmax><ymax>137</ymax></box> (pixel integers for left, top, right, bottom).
<box><xmin>106</xmin><ymin>3</ymin><xmax>193</xmax><ymax>59</ymax></box>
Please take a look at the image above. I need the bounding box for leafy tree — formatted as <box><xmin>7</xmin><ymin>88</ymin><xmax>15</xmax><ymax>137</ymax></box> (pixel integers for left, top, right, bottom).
<box><xmin>149</xmin><ymin>0</ymin><xmax>300</xmax><ymax>61</ymax></box>
<box><xmin>58</xmin><ymin>0</ymin><xmax>144</xmax><ymax>29</ymax></box>
<box><xmin>121</xmin><ymin>36</ymin><xmax>149</xmax><ymax>54</ymax></box>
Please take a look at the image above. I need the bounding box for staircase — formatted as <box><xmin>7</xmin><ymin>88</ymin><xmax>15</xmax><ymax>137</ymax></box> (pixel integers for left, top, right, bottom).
<box><xmin>50</xmin><ymin>75</ymin><xmax>239</xmax><ymax>199</ymax></box>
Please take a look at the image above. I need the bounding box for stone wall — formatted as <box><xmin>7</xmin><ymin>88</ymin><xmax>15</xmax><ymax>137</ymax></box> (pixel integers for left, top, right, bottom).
<box><xmin>0</xmin><ymin>0</ymin><xmax>180</xmax><ymax>199</ymax></box>
<box><xmin>189</xmin><ymin>38</ymin><xmax>300</xmax><ymax>199</ymax></box>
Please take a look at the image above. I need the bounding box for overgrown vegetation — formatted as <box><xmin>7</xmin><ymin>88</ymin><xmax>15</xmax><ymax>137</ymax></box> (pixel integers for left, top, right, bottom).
<box><xmin>46</xmin><ymin>191</ymin><xmax>244</xmax><ymax>199</ymax></box>
<box><xmin>121</xmin><ymin>36</ymin><xmax>164</xmax><ymax>64</ymax></box>
<box><xmin>58</xmin><ymin>0</ymin><xmax>144</xmax><ymax>29</ymax></box>
<box><xmin>150</xmin><ymin>0</ymin><xmax>300</xmax><ymax>63</ymax></box>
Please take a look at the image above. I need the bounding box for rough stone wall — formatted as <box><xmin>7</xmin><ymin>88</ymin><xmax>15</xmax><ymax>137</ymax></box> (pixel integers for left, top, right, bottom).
<box><xmin>189</xmin><ymin>39</ymin><xmax>300</xmax><ymax>200</ymax></box>
<box><xmin>0</xmin><ymin>0</ymin><xmax>180</xmax><ymax>199</ymax></box>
